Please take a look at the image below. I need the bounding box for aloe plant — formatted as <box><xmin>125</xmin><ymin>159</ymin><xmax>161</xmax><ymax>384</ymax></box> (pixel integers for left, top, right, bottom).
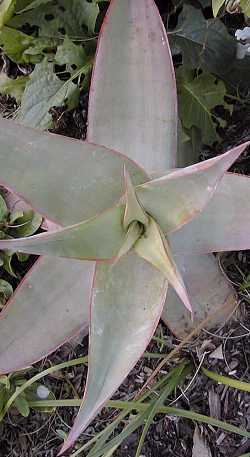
<box><xmin>0</xmin><ymin>0</ymin><xmax>250</xmax><ymax>453</ymax></box>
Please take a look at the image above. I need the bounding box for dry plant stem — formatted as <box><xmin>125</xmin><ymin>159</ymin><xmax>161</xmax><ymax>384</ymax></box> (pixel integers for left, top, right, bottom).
<box><xmin>168</xmin><ymin>351</ymin><xmax>208</xmax><ymax>406</ymax></box>
<box><xmin>136</xmin><ymin>301</ymin><xmax>238</xmax><ymax>397</ymax></box>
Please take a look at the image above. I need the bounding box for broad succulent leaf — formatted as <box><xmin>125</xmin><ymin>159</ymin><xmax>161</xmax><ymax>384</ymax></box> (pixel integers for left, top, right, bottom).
<box><xmin>137</xmin><ymin>143</ymin><xmax>249</xmax><ymax>233</ymax></box>
<box><xmin>60</xmin><ymin>0</ymin><xmax>176</xmax><ymax>453</ymax></box>
<box><xmin>0</xmin><ymin>257</ymin><xmax>93</xmax><ymax>373</ymax></box>
<box><xmin>0</xmin><ymin>206</ymin><xmax>126</xmax><ymax>260</ymax></box>
<box><xmin>134</xmin><ymin>217</ymin><xmax>192</xmax><ymax>312</ymax></box>
<box><xmin>87</xmin><ymin>0</ymin><xmax>177</xmax><ymax>172</ymax></box>
<box><xmin>59</xmin><ymin>253</ymin><xmax>168</xmax><ymax>455</ymax></box>
<box><xmin>0</xmin><ymin>0</ymin><xmax>246</xmax><ymax>454</ymax></box>
<box><xmin>170</xmin><ymin>173</ymin><xmax>250</xmax><ymax>254</ymax></box>
<box><xmin>161</xmin><ymin>254</ymin><xmax>236</xmax><ymax>337</ymax></box>
<box><xmin>0</xmin><ymin>118</ymin><xmax>146</xmax><ymax>226</ymax></box>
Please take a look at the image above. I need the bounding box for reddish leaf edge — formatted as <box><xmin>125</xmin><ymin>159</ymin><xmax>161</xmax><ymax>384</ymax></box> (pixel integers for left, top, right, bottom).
<box><xmin>0</xmin><ymin>203</ymin><xmax>128</xmax><ymax>262</ymax></box>
<box><xmin>0</xmin><ymin>119</ymin><xmax>147</xmax><ymax>226</ymax></box>
<box><xmin>171</xmin><ymin>171</ymin><xmax>250</xmax><ymax>256</ymax></box>
<box><xmin>87</xmin><ymin>0</ymin><xmax>178</xmax><ymax>155</ymax></box>
<box><xmin>138</xmin><ymin>141</ymin><xmax>250</xmax><ymax>234</ymax></box>
<box><xmin>0</xmin><ymin>257</ymin><xmax>92</xmax><ymax>375</ymax></box>
<box><xmin>58</xmin><ymin>260</ymin><xmax>168</xmax><ymax>455</ymax></box>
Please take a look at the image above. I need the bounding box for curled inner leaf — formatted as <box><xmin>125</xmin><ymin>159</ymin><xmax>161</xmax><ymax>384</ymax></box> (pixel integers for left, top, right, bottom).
<box><xmin>114</xmin><ymin>220</ymin><xmax>143</xmax><ymax>263</ymax></box>
<box><xmin>123</xmin><ymin>167</ymin><xmax>148</xmax><ymax>230</ymax></box>
<box><xmin>134</xmin><ymin>216</ymin><xmax>192</xmax><ymax>312</ymax></box>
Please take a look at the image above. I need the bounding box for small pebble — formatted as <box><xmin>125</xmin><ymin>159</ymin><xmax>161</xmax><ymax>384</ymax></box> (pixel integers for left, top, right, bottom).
<box><xmin>36</xmin><ymin>385</ymin><xmax>50</xmax><ymax>399</ymax></box>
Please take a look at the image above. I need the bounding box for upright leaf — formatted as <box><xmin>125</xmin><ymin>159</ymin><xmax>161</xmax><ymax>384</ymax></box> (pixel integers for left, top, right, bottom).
<box><xmin>88</xmin><ymin>0</ymin><xmax>177</xmax><ymax>172</ymax></box>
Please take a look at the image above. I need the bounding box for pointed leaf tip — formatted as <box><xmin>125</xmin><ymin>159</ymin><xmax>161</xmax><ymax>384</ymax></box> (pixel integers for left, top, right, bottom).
<box><xmin>137</xmin><ymin>141</ymin><xmax>250</xmax><ymax>234</ymax></box>
<box><xmin>59</xmin><ymin>252</ymin><xmax>167</xmax><ymax>454</ymax></box>
<box><xmin>134</xmin><ymin>216</ymin><xmax>192</xmax><ymax>313</ymax></box>
<box><xmin>87</xmin><ymin>0</ymin><xmax>177</xmax><ymax>172</ymax></box>
<box><xmin>0</xmin><ymin>205</ymin><xmax>126</xmax><ymax>261</ymax></box>
<box><xmin>0</xmin><ymin>118</ymin><xmax>147</xmax><ymax>226</ymax></box>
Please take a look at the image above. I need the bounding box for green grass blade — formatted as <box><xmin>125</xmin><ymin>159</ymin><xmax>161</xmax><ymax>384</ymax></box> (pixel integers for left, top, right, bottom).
<box><xmin>88</xmin><ymin>411</ymin><xmax>148</xmax><ymax>457</ymax></box>
<box><xmin>71</xmin><ymin>369</ymin><xmax>177</xmax><ymax>457</ymax></box>
<box><xmin>28</xmin><ymin>399</ymin><xmax>250</xmax><ymax>440</ymax></box>
<box><xmin>70</xmin><ymin>410</ymin><xmax>130</xmax><ymax>457</ymax></box>
<box><xmin>165</xmin><ymin>406</ymin><xmax>250</xmax><ymax>438</ymax></box>
<box><xmin>0</xmin><ymin>356</ymin><xmax>88</xmax><ymax>421</ymax></box>
<box><xmin>203</xmin><ymin>368</ymin><xmax>250</xmax><ymax>393</ymax></box>
<box><xmin>135</xmin><ymin>363</ymin><xmax>189</xmax><ymax>457</ymax></box>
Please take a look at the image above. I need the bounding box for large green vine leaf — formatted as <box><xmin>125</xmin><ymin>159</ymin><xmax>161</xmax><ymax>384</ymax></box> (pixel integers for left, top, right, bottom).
<box><xmin>177</xmin><ymin>69</ymin><xmax>231</xmax><ymax>145</ymax></box>
<box><xmin>170</xmin><ymin>4</ymin><xmax>250</xmax><ymax>89</ymax></box>
<box><xmin>17</xmin><ymin>59</ymin><xmax>79</xmax><ymax>129</ymax></box>
<box><xmin>0</xmin><ymin>25</ymin><xmax>57</xmax><ymax>63</ymax></box>
<box><xmin>16</xmin><ymin>0</ymin><xmax>53</xmax><ymax>13</ymax></box>
<box><xmin>0</xmin><ymin>73</ymin><xmax>28</xmax><ymax>102</ymax></box>
<box><xmin>10</xmin><ymin>0</ymin><xmax>99</xmax><ymax>38</ymax></box>
<box><xmin>55</xmin><ymin>35</ymin><xmax>88</xmax><ymax>71</ymax></box>
<box><xmin>170</xmin><ymin>5</ymin><xmax>235</xmax><ymax>74</ymax></box>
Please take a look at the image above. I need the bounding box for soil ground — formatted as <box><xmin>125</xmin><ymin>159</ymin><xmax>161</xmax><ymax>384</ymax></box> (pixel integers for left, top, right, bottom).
<box><xmin>1</xmin><ymin>2</ymin><xmax>250</xmax><ymax>456</ymax></box>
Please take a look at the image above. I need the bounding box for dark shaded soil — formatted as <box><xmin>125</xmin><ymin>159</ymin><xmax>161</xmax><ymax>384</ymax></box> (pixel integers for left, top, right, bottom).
<box><xmin>1</xmin><ymin>2</ymin><xmax>250</xmax><ymax>457</ymax></box>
